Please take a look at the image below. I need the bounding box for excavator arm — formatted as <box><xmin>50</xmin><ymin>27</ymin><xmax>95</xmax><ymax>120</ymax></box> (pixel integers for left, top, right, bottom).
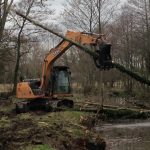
<box><xmin>16</xmin><ymin>30</ymin><xmax>112</xmax><ymax>99</ymax></box>
<box><xmin>40</xmin><ymin>40</ymin><xmax>72</xmax><ymax>91</ymax></box>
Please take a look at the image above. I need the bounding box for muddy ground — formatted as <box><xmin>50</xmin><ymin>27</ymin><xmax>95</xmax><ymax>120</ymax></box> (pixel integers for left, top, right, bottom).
<box><xmin>0</xmin><ymin>98</ymin><xmax>106</xmax><ymax>150</ymax></box>
<box><xmin>1</xmin><ymin>96</ymin><xmax>150</xmax><ymax>150</ymax></box>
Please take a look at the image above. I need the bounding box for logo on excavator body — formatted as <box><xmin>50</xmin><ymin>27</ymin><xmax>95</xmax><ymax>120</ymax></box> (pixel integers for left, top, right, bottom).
<box><xmin>51</xmin><ymin>49</ymin><xmax>61</xmax><ymax>57</ymax></box>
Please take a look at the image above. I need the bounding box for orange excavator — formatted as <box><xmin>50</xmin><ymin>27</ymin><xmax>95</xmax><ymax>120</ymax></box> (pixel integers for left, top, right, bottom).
<box><xmin>16</xmin><ymin>30</ymin><xmax>112</xmax><ymax>113</ymax></box>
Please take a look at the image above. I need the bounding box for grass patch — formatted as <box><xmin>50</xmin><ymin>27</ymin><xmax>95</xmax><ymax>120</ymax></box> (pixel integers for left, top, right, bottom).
<box><xmin>0</xmin><ymin>84</ymin><xmax>12</xmax><ymax>92</ymax></box>
<box><xmin>69</xmin><ymin>127</ymin><xmax>83</xmax><ymax>137</ymax></box>
<box><xmin>0</xmin><ymin>116</ymin><xmax>11</xmax><ymax>128</ymax></box>
<box><xmin>26</xmin><ymin>145</ymin><xmax>56</xmax><ymax>150</ymax></box>
<box><xmin>103</xmin><ymin>108</ymin><xmax>149</xmax><ymax>120</ymax></box>
<box><xmin>17</xmin><ymin>113</ymin><xmax>33</xmax><ymax>121</ymax></box>
<box><xmin>40</xmin><ymin>111</ymin><xmax>90</xmax><ymax>125</ymax></box>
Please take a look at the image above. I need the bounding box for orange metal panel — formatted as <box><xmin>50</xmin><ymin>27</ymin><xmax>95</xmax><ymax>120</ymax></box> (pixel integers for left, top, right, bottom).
<box><xmin>17</xmin><ymin>82</ymin><xmax>44</xmax><ymax>99</ymax></box>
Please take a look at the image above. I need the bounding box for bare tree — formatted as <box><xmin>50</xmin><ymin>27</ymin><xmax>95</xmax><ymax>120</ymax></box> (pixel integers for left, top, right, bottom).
<box><xmin>61</xmin><ymin>0</ymin><xmax>120</xmax><ymax>32</ymax></box>
<box><xmin>12</xmin><ymin>0</ymin><xmax>35</xmax><ymax>93</ymax></box>
<box><xmin>60</xmin><ymin>0</ymin><xmax>120</xmax><ymax>96</ymax></box>
<box><xmin>11</xmin><ymin>0</ymin><xmax>55</xmax><ymax>93</ymax></box>
<box><xmin>128</xmin><ymin>0</ymin><xmax>150</xmax><ymax>74</ymax></box>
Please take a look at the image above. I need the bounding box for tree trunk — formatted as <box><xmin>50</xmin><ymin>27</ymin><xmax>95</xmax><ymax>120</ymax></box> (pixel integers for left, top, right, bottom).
<box><xmin>12</xmin><ymin>0</ymin><xmax>34</xmax><ymax>94</ymax></box>
<box><xmin>12</xmin><ymin>26</ymin><xmax>23</xmax><ymax>94</ymax></box>
<box><xmin>0</xmin><ymin>0</ymin><xmax>13</xmax><ymax>42</ymax></box>
<box><xmin>12</xmin><ymin>44</ymin><xmax>20</xmax><ymax>94</ymax></box>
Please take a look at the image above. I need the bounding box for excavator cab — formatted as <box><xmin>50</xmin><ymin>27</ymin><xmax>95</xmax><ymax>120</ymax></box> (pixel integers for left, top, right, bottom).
<box><xmin>51</xmin><ymin>66</ymin><xmax>71</xmax><ymax>95</ymax></box>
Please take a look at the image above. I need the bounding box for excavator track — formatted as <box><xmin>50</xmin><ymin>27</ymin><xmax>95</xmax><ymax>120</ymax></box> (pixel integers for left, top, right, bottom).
<box><xmin>16</xmin><ymin>98</ymin><xmax>74</xmax><ymax>113</ymax></box>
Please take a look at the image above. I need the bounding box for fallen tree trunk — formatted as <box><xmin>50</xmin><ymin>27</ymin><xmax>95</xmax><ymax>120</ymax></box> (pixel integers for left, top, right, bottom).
<box><xmin>113</xmin><ymin>62</ymin><xmax>150</xmax><ymax>86</ymax></box>
<box><xmin>72</xmin><ymin>106</ymin><xmax>150</xmax><ymax>120</ymax></box>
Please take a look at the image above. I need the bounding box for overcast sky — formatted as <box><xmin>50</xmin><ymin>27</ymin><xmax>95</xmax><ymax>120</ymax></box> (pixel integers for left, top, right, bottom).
<box><xmin>51</xmin><ymin>0</ymin><xmax>126</xmax><ymax>15</ymax></box>
<box><xmin>51</xmin><ymin>0</ymin><xmax>66</xmax><ymax>15</ymax></box>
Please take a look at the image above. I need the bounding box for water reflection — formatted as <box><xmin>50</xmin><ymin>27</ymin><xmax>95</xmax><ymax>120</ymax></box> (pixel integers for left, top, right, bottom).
<box><xmin>96</xmin><ymin>121</ymin><xmax>150</xmax><ymax>150</ymax></box>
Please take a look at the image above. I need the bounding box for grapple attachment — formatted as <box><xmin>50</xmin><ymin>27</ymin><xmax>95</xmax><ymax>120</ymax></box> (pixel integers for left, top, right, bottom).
<box><xmin>93</xmin><ymin>43</ymin><xmax>113</xmax><ymax>70</ymax></box>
